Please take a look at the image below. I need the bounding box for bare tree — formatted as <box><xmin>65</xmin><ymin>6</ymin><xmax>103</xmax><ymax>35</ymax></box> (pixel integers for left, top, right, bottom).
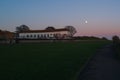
<box><xmin>65</xmin><ymin>26</ymin><xmax>77</xmax><ymax>36</ymax></box>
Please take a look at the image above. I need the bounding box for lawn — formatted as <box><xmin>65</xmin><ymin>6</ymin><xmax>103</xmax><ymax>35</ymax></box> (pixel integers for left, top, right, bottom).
<box><xmin>0</xmin><ymin>41</ymin><xmax>110</xmax><ymax>80</ymax></box>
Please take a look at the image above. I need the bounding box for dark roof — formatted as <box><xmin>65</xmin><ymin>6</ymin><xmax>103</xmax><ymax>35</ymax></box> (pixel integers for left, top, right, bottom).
<box><xmin>19</xmin><ymin>28</ymin><xmax>69</xmax><ymax>33</ymax></box>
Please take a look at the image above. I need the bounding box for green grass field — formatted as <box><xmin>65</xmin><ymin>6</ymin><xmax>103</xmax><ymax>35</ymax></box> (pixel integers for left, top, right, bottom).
<box><xmin>0</xmin><ymin>41</ymin><xmax>110</xmax><ymax>80</ymax></box>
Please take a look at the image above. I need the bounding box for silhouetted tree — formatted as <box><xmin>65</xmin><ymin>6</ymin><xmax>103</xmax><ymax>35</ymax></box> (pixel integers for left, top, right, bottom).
<box><xmin>16</xmin><ymin>24</ymin><xmax>30</xmax><ymax>32</ymax></box>
<box><xmin>112</xmin><ymin>36</ymin><xmax>120</xmax><ymax>58</ymax></box>
<box><xmin>65</xmin><ymin>26</ymin><xmax>76</xmax><ymax>36</ymax></box>
<box><xmin>112</xmin><ymin>35</ymin><xmax>120</xmax><ymax>50</ymax></box>
<box><xmin>112</xmin><ymin>35</ymin><xmax>120</xmax><ymax>47</ymax></box>
<box><xmin>45</xmin><ymin>26</ymin><xmax>55</xmax><ymax>31</ymax></box>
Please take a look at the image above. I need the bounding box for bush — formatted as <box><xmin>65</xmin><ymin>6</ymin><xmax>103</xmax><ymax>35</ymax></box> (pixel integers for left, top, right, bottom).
<box><xmin>112</xmin><ymin>36</ymin><xmax>120</xmax><ymax>59</ymax></box>
<box><xmin>112</xmin><ymin>36</ymin><xmax>120</xmax><ymax>43</ymax></box>
<box><xmin>112</xmin><ymin>35</ymin><xmax>120</xmax><ymax>46</ymax></box>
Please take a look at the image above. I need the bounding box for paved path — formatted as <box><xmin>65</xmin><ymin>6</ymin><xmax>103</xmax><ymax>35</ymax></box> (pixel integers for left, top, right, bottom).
<box><xmin>77</xmin><ymin>45</ymin><xmax>120</xmax><ymax>80</ymax></box>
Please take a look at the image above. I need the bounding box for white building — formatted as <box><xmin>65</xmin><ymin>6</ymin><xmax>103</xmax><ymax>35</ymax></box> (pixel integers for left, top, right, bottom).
<box><xmin>17</xmin><ymin>27</ymin><xmax>72</xmax><ymax>39</ymax></box>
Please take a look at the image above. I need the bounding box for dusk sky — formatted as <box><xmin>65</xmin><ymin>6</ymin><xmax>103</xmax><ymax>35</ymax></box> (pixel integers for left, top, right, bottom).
<box><xmin>0</xmin><ymin>0</ymin><xmax>120</xmax><ymax>39</ymax></box>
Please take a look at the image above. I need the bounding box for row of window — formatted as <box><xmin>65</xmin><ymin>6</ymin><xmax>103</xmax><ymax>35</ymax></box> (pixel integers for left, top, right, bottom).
<box><xmin>19</xmin><ymin>34</ymin><xmax>67</xmax><ymax>38</ymax></box>
<box><xmin>20</xmin><ymin>34</ymin><xmax>52</xmax><ymax>38</ymax></box>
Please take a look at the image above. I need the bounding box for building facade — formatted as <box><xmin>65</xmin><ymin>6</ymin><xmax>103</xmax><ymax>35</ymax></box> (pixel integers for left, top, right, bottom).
<box><xmin>17</xmin><ymin>27</ymin><xmax>72</xmax><ymax>39</ymax></box>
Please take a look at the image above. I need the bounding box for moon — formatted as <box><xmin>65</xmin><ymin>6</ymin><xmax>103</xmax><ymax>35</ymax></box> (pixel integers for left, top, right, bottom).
<box><xmin>85</xmin><ymin>20</ymin><xmax>88</xmax><ymax>24</ymax></box>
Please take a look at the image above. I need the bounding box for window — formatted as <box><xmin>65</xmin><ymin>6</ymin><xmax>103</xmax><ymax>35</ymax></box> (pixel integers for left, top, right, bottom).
<box><xmin>50</xmin><ymin>34</ymin><xmax>53</xmax><ymax>37</ymax></box>
<box><xmin>37</xmin><ymin>35</ymin><xmax>39</xmax><ymax>38</ymax></box>
<box><xmin>43</xmin><ymin>34</ymin><xmax>46</xmax><ymax>38</ymax></box>
<box><xmin>47</xmin><ymin>34</ymin><xmax>49</xmax><ymax>38</ymax></box>
<box><xmin>41</xmin><ymin>34</ymin><xmax>43</xmax><ymax>38</ymax></box>
<box><xmin>30</xmin><ymin>35</ymin><xmax>32</xmax><ymax>37</ymax></box>
<box><xmin>26</xmin><ymin>35</ymin><xmax>29</xmax><ymax>38</ymax></box>
<box><xmin>34</xmin><ymin>35</ymin><xmax>36</xmax><ymax>38</ymax></box>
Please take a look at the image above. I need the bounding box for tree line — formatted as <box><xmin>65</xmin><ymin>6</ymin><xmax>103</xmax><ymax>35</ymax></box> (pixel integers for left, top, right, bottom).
<box><xmin>73</xmin><ymin>36</ymin><xmax>108</xmax><ymax>40</ymax></box>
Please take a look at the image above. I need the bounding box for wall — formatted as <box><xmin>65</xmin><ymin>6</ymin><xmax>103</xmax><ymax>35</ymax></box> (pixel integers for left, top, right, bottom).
<box><xmin>19</xmin><ymin>31</ymin><xmax>71</xmax><ymax>39</ymax></box>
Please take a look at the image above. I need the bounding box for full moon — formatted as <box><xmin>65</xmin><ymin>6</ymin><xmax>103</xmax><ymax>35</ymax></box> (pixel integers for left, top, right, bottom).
<box><xmin>85</xmin><ymin>20</ymin><xmax>88</xmax><ymax>23</ymax></box>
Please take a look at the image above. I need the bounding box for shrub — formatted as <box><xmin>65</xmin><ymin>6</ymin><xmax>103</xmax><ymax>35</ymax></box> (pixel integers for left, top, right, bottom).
<box><xmin>112</xmin><ymin>35</ymin><xmax>120</xmax><ymax>46</ymax></box>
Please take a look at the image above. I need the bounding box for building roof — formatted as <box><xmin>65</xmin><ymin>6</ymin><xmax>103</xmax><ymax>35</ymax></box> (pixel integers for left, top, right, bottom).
<box><xmin>19</xmin><ymin>28</ymin><xmax>69</xmax><ymax>33</ymax></box>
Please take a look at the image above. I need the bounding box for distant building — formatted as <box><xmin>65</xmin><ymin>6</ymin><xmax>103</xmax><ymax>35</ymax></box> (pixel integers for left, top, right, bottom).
<box><xmin>17</xmin><ymin>27</ymin><xmax>72</xmax><ymax>40</ymax></box>
<box><xmin>0</xmin><ymin>30</ymin><xmax>14</xmax><ymax>43</ymax></box>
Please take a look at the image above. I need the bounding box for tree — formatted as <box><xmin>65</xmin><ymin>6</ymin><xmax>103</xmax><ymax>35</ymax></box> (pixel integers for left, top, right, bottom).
<box><xmin>16</xmin><ymin>24</ymin><xmax>30</xmax><ymax>32</ymax></box>
<box><xmin>45</xmin><ymin>26</ymin><xmax>55</xmax><ymax>31</ymax></box>
<box><xmin>112</xmin><ymin>35</ymin><xmax>120</xmax><ymax>54</ymax></box>
<box><xmin>65</xmin><ymin>26</ymin><xmax>77</xmax><ymax>36</ymax></box>
<box><xmin>112</xmin><ymin>35</ymin><xmax>120</xmax><ymax>46</ymax></box>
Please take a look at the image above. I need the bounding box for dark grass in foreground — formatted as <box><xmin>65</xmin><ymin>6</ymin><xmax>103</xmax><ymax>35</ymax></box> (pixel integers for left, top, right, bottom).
<box><xmin>115</xmin><ymin>44</ymin><xmax>120</xmax><ymax>59</ymax></box>
<box><xmin>0</xmin><ymin>41</ymin><xmax>110</xmax><ymax>80</ymax></box>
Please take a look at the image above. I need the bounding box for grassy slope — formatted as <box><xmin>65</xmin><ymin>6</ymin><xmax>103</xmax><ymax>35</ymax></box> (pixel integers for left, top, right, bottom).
<box><xmin>0</xmin><ymin>41</ymin><xmax>110</xmax><ymax>80</ymax></box>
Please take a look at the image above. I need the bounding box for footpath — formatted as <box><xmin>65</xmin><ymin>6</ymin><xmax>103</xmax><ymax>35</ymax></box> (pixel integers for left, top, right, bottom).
<box><xmin>77</xmin><ymin>44</ymin><xmax>120</xmax><ymax>80</ymax></box>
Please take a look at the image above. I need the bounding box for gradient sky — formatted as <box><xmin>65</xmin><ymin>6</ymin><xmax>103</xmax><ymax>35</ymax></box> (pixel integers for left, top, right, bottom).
<box><xmin>0</xmin><ymin>0</ymin><xmax>120</xmax><ymax>39</ymax></box>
